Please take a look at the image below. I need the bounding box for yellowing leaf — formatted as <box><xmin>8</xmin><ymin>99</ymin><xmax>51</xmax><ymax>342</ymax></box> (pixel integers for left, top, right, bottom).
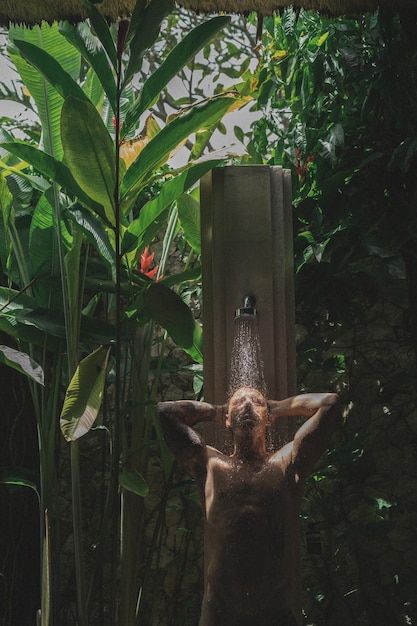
<box><xmin>120</xmin><ymin>115</ymin><xmax>161</xmax><ymax>167</ymax></box>
<box><xmin>317</xmin><ymin>32</ymin><xmax>330</xmax><ymax>46</ymax></box>
<box><xmin>221</xmin><ymin>91</ymin><xmax>252</xmax><ymax>114</ymax></box>
<box><xmin>271</xmin><ymin>49</ymin><xmax>288</xmax><ymax>60</ymax></box>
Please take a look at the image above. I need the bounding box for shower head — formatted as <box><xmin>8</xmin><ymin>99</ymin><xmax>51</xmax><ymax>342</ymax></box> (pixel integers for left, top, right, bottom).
<box><xmin>235</xmin><ymin>295</ymin><xmax>257</xmax><ymax>318</ymax></box>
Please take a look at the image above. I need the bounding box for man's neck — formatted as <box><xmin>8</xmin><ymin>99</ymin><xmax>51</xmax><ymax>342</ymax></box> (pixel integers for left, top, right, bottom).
<box><xmin>232</xmin><ymin>430</ymin><xmax>268</xmax><ymax>463</ymax></box>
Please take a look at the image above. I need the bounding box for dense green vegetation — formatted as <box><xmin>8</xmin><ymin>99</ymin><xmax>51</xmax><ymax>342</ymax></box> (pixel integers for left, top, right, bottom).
<box><xmin>254</xmin><ymin>9</ymin><xmax>417</xmax><ymax>625</ymax></box>
<box><xmin>0</xmin><ymin>4</ymin><xmax>246</xmax><ymax>624</ymax></box>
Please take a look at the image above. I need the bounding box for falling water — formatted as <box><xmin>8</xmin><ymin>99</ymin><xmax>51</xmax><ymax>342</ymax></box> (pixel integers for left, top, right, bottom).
<box><xmin>228</xmin><ymin>315</ymin><xmax>267</xmax><ymax>399</ymax></box>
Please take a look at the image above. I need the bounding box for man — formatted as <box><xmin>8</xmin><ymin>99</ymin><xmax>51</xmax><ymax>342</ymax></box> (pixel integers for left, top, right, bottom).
<box><xmin>158</xmin><ymin>387</ymin><xmax>339</xmax><ymax>626</ymax></box>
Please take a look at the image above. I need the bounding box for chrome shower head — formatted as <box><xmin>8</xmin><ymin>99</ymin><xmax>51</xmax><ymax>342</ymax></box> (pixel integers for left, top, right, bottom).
<box><xmin>235</xmin><ymin>295</ymin><xmax>257</xmax><ymax>318</ymax></box>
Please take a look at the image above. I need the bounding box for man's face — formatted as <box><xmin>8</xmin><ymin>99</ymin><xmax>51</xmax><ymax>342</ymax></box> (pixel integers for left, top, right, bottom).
<box><xmin>226</xmin><ymin>387</ymin><xmax>269</xmax><ymax>432</ymax></box>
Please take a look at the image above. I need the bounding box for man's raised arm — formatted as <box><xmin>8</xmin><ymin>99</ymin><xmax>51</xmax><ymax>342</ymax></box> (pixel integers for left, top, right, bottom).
<box><xmin>268</xmin><ymin>393</ymin><xmax>340</xmax><ymax>480</ymax></box>
<box><xmin>157</xmin><ymin>400</ymin><xmax>225</xmax><ymax>476</ymax></box>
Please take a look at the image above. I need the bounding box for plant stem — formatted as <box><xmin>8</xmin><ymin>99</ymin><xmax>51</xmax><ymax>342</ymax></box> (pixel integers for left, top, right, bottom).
<box><xmin>70</xmin><ymin>441</ymin><xmax>87</xmax><ymax>626</ymax></box>
<box><xmin>111</xmin><ymin>31</ymin><xmax>124</xmax><ymax>621</ymax></box>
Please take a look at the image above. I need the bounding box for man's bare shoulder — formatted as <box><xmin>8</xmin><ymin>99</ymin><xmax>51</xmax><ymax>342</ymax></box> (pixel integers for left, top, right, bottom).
<box><xmin>268</xmin><ymin>442</ymin><xmax>293</xmax><ymax>468</ymax></box>
<box><xmin>206</xmin><ymin>446</ymin><xmax>232</xmax><ymax>464</ymax></box>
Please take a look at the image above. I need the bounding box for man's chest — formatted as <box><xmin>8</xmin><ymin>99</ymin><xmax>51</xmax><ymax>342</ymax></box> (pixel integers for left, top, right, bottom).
<box><xmin>204</xmin><ymin>459</ymin><xmax>290</xmax><ymax>525</ymax></box>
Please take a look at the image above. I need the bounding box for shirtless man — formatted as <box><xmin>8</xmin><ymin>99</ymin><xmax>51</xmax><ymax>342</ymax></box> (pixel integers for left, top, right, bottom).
<box><xmin>158</xmin><ymin>387</ymin><xmax>339</xmax><ymax>626</ymax></box>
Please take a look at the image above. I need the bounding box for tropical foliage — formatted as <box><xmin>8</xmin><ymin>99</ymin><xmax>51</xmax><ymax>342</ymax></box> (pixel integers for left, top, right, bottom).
<box><xmin>0</xmin><ymin>3</ymin><xmax>251</xmax><ymax>624</ymax></box>
<box><xmin>254</xmin><ymin>8</ymin><xmax>417</xmax><ymax>625</ymax></box>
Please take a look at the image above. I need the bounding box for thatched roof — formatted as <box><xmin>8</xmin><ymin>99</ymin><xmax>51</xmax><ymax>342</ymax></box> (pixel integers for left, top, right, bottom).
<box><xmin>0</xmin><ymin>0</ymin><xmax>137</xmax><ymax>26</ymax></box>
<box><xmin>175</xmin><ymin>0</ymin><xmax>413</xmax><ymax>16</ymax></box>
<box><xmin>0</xmin><ymin>0</ymin><xmax>415</xmax><ymax>26</ymax></box>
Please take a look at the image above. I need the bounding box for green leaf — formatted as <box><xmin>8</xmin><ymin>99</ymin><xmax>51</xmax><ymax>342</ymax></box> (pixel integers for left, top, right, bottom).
<box><xmin>61</xmin><ymin>96</ymin><xmax>116</xmax><ymax>225</ymax></box>
<box><xmin>317</xmin><ymin>31</ymin><xmax>329</xmax><ymax>47</ymax></box>
<box><xmin>1</xmin><ymin>469</ymin><xmax>39</xmax><ymax>495</ymax></box>
<box><xmin>0</xmin><ymin>344</ymin><xmax>44</xmax><ymax>384</ymax></box>
<box><xmin>123</xmin><ymin>0</ymin><xmax>173</xmax><ymax>87</ymax></box>
<box><xmin>1</xmin><ymin>142</ymin><xmax>107</xmax><ymax>221</ymax></box>
<box><xmin>159</xmin><ymin>266</ymin><xmax>201</xmax><ymax>288</ymax></box>
<box><xmin>182</xmin><ymin>321</ymin><xmax>203</xmax><ymax>364</ymax></box>
<box><xmin>29</xmin><ymin>189</ymin><xmax>72</xmax><ymax>279</ymax></box>
<box><xmin>60</xmin><ymin>346</ymin><xmax>110</xmax><ymax>441</ymax></box>
<box><xmin>15</xmin><ymin>308</ymin><xmax>67</xmax><ymax>340</ymax></box>
<box><xmin>14</xmin><ymin>307</ymin><xmax>115</xmax><ymax>345</ymax></box>
<box><xmin>122</xmin><ymin>158</ymin><xmax>224</xmax><ymax>251</ymax></box>
<box><xmin>59</xmin><ymin>21</ymin><xmax>117</xmax><ymax>113</ymax></box>
<box><xmin>0</xmin><ymin>171</ymin><xmax>13</xmax><ymax>232</ymax></box>
<box><xmin>64</xmin><ymin>229</ymin><xmax>83</xmax><ymax>354</ymax></box>
<box><xmin>83</xmin><ymin>0</ymin><xmax>118</xmax><ymax>70</ymax></box>
<box><xmin>121</xmin><ymin>96</ymin><xmax>237</xmax><ymax>198</ymax></box>
<box><xmin>12</xmin><ymin>39</ymin><xmax>88</xmax><ymax>105</ymax></box>
<box><xmin>119</xmin><ymin>468</ymin><xmax>149</xmax><ymax>497</ymax></box>
<box><xmin>144</xmin><ymin>283</ymin><xmax>194</xmax><ymax>348</ymax></box>
<box><xmin>122</xmin><ymin>15</ymin><xmax>231</xmax><ymax>137</ymax></box>
<box><xmin>0</xmin><ymin>289</ymin><xmax>60</xmax><ymax>349</ymax></box>
<box><xmin>9</xmin><ymin>22</ymin><xmax>81</xmax><ymax>159</ymax></box>
<box><xmin>69</xmin><ymin>204</ymin><xmax>117</xmax><ymax>281</ymax></box>
<box><xmin>177</xmin><ymin>193</ymin><xmax>201</xmax><ymax>254</ymax></box>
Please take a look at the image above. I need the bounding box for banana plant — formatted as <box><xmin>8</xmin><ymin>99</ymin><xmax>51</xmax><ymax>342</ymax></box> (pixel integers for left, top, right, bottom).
<box><xmin>0</xmin><ymin>2</ymin><xmax>246</xmax><ymax>624</ymax></box>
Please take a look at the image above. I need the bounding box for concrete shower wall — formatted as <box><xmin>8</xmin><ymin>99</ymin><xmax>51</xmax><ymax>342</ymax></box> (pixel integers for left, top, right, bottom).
<box><xmin>200</xmin><ymin>165</ymin><xmax>296</xmax><ymax>444</ymax></box>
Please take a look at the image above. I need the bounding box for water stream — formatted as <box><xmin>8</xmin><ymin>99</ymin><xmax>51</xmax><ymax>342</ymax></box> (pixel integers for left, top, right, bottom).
<box><xmin>228</xmin><ymin>315</ymin><xmax>267</xmax><ymax>399</ymax></box>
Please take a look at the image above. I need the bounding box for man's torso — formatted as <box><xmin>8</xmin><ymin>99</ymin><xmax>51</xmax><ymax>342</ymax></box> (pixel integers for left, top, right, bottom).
<box><xmin>196</xmin><ymin>448</ymin><xmax>302</xmax><ymax>623</ymax></box>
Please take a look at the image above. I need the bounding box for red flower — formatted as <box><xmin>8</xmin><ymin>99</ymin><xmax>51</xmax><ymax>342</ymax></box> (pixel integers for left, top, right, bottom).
<box><xmin>140</xmin><ymin>247</ymin><xmax>158</xmax><ymax>279</ymax></box>
<box><xmin>295</xmin><ymin>149</ymin><xmax>316</xmax><ymax>181</ymax></box>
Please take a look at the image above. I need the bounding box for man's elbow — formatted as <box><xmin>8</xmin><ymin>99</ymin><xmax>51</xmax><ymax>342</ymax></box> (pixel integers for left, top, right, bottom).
<box><xmin>327</xmin><ymin>392</ymin><xmax>339</xmax><ymax>405</ymax></box>
<box><xmin>323</xmin><ymin>393</ymin><xmax>340</xmax><ymax>415</ymax></box>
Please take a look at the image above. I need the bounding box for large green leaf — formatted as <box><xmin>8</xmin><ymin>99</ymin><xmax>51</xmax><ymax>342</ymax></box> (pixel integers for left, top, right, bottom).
<box><xmin>29</xmin><ymin>189</ymin><xmax>72</xmax><ymax>279</ymax></box>
<box><xmin>122</xmin><ymin>158</ymin><xmax>224</xmax><ymax>257</ymax></box>
<box><xmin>9</xmin><ymin>23</ymin><xmax>81</xmax><ymax>159</ymax></box>
<box><xmin>59</xmin><ymin>22</ymin><xmax>117</xmax><ymax>113</ymax></box>
<box><xmin>143</xmin><ymin>282</ymin><xmax>194</xmax><ymax>348</ymax></box>
<box><xmin>0</xmin><ymin>286</ymin><xmax>38</xmax><ymax>313</ymax></box>
<box><xmin>0</xmin><ymin>344</ymin><xmax>44</xmax><ymax>385</ymax></box>
<box><xmin>1</xmin><ymin>142</ymin><xmax>107</xmax><ymax>221</ymax></box>
<box><xmin>0</xmin><ymin>315</ymin><xmax>60</xmax><ymax>351</ymax></box>
<box><xmin>60</xmin><ymin>346</ymin><xmax>110</xmax><ymax>441</ymax></box>
<box><xmin>12</xmin><ymin>40</ymin><xmax>87</xmax><ymax>104</ymax></box>
<box><xmin>122</xmin><ymin>16</ymin><xmax>231</xmax><ymax>138</ymax></box>
<box><xmin>14</xmin><ymin>307</ymin><xmax>115</xmax><ymax>345</ymax></box>
<box><xmin>120</xmin><ymin>96</ymin><xmax>237</xmax><ymax>198</ymax></box>
<box><xmin>61</xmin><ymin>96</ymin><xmax>116</xmax><ymax>226</ymax></box>
<box><xmin>177</xmin><ymin>193</ymin><xmax>201</xmax><ymax>254</ymax></box>
<box><xmin>29</xmin><ymin>189</ymin><xmax>74</xmax><ymax>309</ymax></box>
<box><xmin>0</xmin><ymin>289</ymin><xmax>60</xmax><ymax>348</ymax></box>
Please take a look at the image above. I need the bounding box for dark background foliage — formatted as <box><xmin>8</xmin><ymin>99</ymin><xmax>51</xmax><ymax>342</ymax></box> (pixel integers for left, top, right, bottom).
<box><xmin>254</xmin><ymin>8</ymin><xmax>417</xmax><ymax>625</ymax></box>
